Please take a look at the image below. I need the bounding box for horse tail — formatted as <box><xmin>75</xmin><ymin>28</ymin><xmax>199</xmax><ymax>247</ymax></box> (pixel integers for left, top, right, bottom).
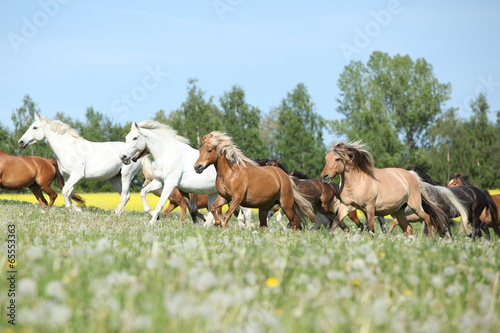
<box><xmin>51</xmin><ymin>160</ymin><xmax>86</xmax><ymax>207</ymax></box>
<box><xmin>410</xmin><ymin>171</ymin><xmax>450</xmax><ymax>234</ymax></box>
<box><xmin>141</xmin><ymin>155</ymin><xmax>154</xmax><ymax>181</ymax></box>
<box><xmin>435</xmin><ymin>186</ymin><xmax>471</xmax><ymax>234</ymax></box>
<box><xmin>484</xmin><ymin>191</ymin><xmax>500</xmax><ymax>237</ymax></box>
<box><xmin>290</xmin><ymin>180</ymin><xmax>316</xmax><ymax>228</ymax></box>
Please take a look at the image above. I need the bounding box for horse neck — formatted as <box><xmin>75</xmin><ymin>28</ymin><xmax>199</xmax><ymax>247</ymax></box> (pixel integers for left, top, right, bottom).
<box><xmin>339</xmin><ymin>166</ymin><xmax>366</xmax><ymax>193</ymax></box>
<box><xmin>42</xmin><ymin>126</ymin><xmax>82</xmax><ymax>161</ymax></box>
<box><xmin>213</xmin><ymin>154</ymin><xmax>238</xmax><ymax>180</ymax></box>
<box><xmin>142</xmin><ymin>130</ymin><xmax>185</xmax><ymax>161</ymax></box>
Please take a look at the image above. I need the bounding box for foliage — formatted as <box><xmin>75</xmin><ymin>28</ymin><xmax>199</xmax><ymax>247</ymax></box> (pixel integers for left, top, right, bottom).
<box><xmin>276</xmin><ymin>83</ymin><xmax>327</xmax><ymax>177</ymax></box>
<box><xmin>1</xmin><ymin>201</ymin><xmax>499</xmax><ymax>332</ymax></box>
<box><xmin>332</xmin><ymin>51</ymin><xmax>451</xmax><ymax>167</ymax></box>
<box><xmin>219</xmin><ymin>85</ymin><xmax>268</xmax><ymax>159</ymax></box>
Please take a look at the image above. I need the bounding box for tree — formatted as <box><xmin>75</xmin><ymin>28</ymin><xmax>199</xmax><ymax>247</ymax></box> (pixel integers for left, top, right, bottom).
<box><xmin>219</xmin><ymin>85</ymin><xmax>267</xmax><ymax>158</ymax></box>
<box><xmin>10</xmin><ymin>95</ymin><xmax>53</xmax><ymax>158</ymax></box>
<box><xmin>332</xmin><ymin>51</ymin><xmax>451</xmax><ymax>166</ymax></box>
<box><xmin>173</xmin><ymin>79</ymin><xmax>223</xmax><ymax>147</ymax></box>
<box><xmin>260</xmin><ymin>108</ymin><xmax>279</xmax><ymax>158</ymax></box>
<box><xmin>275</xmin><ymin>83</ymin><xmax>327</xmax><ymax>177</ymax></box>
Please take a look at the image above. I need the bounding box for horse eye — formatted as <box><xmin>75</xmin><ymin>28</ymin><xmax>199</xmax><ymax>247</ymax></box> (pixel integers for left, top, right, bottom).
<box><xmin>208</xmin><ymin>149</ymin><xmax>213</xmax><ymax>153</ymax></box>
<box><xmin>33</xmin><ymin>126</ymin><xmax>38</xmax><ymax>130</ymax></box>
<box><xmin>133</xmin><ymin>137</ymin><xmax>138</xmax><ymax>141</ymax></box>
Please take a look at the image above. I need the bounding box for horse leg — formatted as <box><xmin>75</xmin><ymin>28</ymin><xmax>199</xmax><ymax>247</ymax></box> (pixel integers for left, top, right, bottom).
<box><xmin>209</xmin><ymin>195</ymin><xmax>229</xmax><ymax>227</ymax></box>
<box><xmin>221</xmin><ymin>199</ymin><xmax>243</xmax><ymax>228</ymax></box>
<box><xmin>259</xmin><ymin>209</ymin><xmax>270</xmax><ymax>230</ymax></box>
<box><xmin>364</xmin><ymin>207</ymin><xmax>376</xmax><ymax>234</ymax></box>
<box><xmin>61</xmin><ymin>173</ymin><xmax>83</xmax><ymax>212</ymax></box>
<box><xmin>348</xmin><ymin>210</ymin><xmax>364</xmax><ymax>231</ymax></box>
<box><xmin>29</xmin><ymin>184</ymin><xmax>48</xmax><ymax>207</ymax></box>
<box><xmin>140</xmin><ymin>179</ymin><xmax>163</xmax><ymax>216</ymax></box>
<box><xmin>163</xmin><ymin>202</ymin><xmax>178</xmax><ymax>220</ymax></box>
<box><xmin>392</xmin><ymin>210</ymin><xmax>414</xmax><ymax>236</ymax></box>
<box><xmin>480</xmin><ymin>222</ymin><xmax>491</xmax><ymax>241</ymax></box>
<box><xmin>330</xmin><ymin>203</ymin><xmax>352</xmax><ymax>234</ymax></box>
<box><xmin>388</xmin><ymin>217</ymin><xmax>400</xmax><ymax>234</ymax></box>
<box><xmin>39</xmin><ymin>182</ymin><xmax>58</xmax><ymax>208</ymax></box>
<box><xmin>377</xmin><ymin>216</ymin><xmax>387</xmax><ymax>233</ymax></box>
<box><xmin>149</xmin><ymin>181</ymin><xmax>176</xmax><ymax>225</ymax></box>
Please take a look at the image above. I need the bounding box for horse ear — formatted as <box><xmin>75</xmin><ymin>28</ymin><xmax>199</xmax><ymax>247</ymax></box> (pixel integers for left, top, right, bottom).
<box><xmin>200</xmin><ymin>134</ymin><xmax>205</xmax><ymax>142</ymax></box>
<box><xmin>35</xmin><ymin>112</ymin><xmax>41</xmax><ymax>121</ymax></box>
<box><xmin>132</xmin><ymin>122</ymin><xmax>140</xmax><ymax>131</ymax></box>
<box><xmin>277</xmin><ymin>158</ymin><xmax>281</xmax><ymax>163</ymax></box>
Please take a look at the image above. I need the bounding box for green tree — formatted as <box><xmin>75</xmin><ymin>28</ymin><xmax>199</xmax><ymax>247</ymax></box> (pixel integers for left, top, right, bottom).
<box><xmin>260</xmin><ymin>107</ymin><xmax>279</xmax><ymax>158</ymax></box>
<box><xmin>173</xmin><ymin>79</ymin><xmax>223</xmax><ymax>147</ymax></box>
<box><xmin>332</xmin><ymin>51</ymin><xmax>451</xmax><ymax>166</ymax></box>
<box><xmin>219</xmin><ymin>85</ymin><xmax>267</xmax><ymax>158</ymax></box>
<box><xmin>0</xmin><ymin>122</ymin><xmax>11</xmax><ymax>153</ymax></box>
<box><xmin>275</xmin><ymin>83</ymin><xmax>327</xmax><ymax>177</ymax></box>
<box><xmin>10</xmin><ymin>95</ymin><xmax>53</xmax><ymax>157</ymax></box>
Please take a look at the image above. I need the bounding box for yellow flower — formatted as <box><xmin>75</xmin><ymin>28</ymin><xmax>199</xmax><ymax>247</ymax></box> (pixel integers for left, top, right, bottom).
<box><xmin>378</xmin><ymin>251</ymin><xmax>385</xmax><ymax>258</ymax></box>
<box><xmin>404</xmin><ymin>289</ymin><xmax>412</xmax><ymax>296</ymax></box>
<box><xmin>353</xmin><ymin>279</ymin><xmax>360</xmax><ymax>286</ymax></box>
<box><xmin>266</xmin><ymin>277</ymin><xmax>280</xmax><ymax>288</ymax></box>
<box><xmin>275</xmin><ymin>308</ymin><xmax>283</xmax><ymax>316</ymax></box>
<box><xmin>63</xmin><ymin>276</ymin><xmax>72</xmax><ymax>284</ymax></box>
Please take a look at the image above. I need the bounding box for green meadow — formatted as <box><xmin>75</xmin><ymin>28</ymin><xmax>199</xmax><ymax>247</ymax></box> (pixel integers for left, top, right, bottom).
<box><xmin>1</xmin><ymin>200</ymin><xmax>499</xmax><ymax>332</ymax></box>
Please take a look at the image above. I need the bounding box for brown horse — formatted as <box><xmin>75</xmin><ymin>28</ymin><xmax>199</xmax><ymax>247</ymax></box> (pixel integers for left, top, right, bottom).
<box><xmin>321</xmin><ymin>141</ymin><xmax>449</xmax><ymax>237</ymax></box>
<box><xmin>194</xmin><ymin>132</ymin><xmax>316</xmax><ymax>230</ymax></box>
<box><xmin>0</xmin><ymin>150</ymin><xmax>85</xmax><ymax>208</ymax></box>
<box><xmin>448</xmin><ymin>173</ymin><xmax>500</xmax><ymax>238</ymax></box>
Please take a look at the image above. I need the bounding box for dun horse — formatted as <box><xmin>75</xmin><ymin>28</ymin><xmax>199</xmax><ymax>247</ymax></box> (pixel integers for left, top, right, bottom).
<box><xmin>321</xmin><ymin>141</ymin><xmax>449</xmax><ymax>238</ymax></box>
<box><xmin>0</xmin><ymin>150</ymin><xmax>85</xmax><ymax>208</ymax></box>
<box><xmin>194</xmin><ymin>131</ymin><xmax>316</xmax><ymax>230</ymax></box>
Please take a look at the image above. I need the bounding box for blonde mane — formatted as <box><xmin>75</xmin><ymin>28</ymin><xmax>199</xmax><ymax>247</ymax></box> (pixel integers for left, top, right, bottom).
<box><xmin>137</xmin><ymin>120</ymin><xmax>190</xmax><ymax>145</ymax></box>
<box><xmin>331</xmin><ymin>140</ymin><xmax>375</xmax><ymax>177</ymax></box>
<box><xmin>202</xmin><ymin>131</ymin><xmax>258</xmax><ymax>168</ymax></box>
<box><xmin>41</xmin><ymin>117</ymin><xmax>81</xmax><ymax>138</ymax></box>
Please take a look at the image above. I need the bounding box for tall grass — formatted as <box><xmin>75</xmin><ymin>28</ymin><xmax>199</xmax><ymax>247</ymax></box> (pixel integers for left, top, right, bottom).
<box><xmin>1</xmin><ymin>201</ymin><xmax>499</xmax><ymax>332</ymax></box>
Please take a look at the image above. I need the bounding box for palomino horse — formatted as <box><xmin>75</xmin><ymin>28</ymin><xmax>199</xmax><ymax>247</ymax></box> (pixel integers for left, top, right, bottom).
<box><xmin>140</xmin><ymin>156</ymin><xmax>252</xmax><ymax>226</ymax></box>
<box><xmin>262</xmin><ymin>158</ymin><xmax>387</xmax><ymax>233</ymax></box>
<box><xmin>321</xmin><ymin>141</ymin><xmax>449</xmax><ymax>238</ymax></box>
<box><xmin>18</xmin><ymin>113</ymin><xmax>141</xmax><ymax>214</ymax></box>
<box><xmin>0</xmin><ymin>150</ymin><xmax>85</xmax><ymax>208</ymax></box>
<box><xmin>388</xmin><ymin>166</ymin><xmax>469</xmax><ymax>237</ymax></box>
<box><xmin>120</xmin><ymin>120</ymin><xmax>230</xmax><ymax>226</ymax></box>
<box><xmin>447</xmin><ymin>173</ymin><xmax>500</xmax><ymax>239</ymax></box>
<box><xmin>194</xmin><ymin>131</ymin><xmax>316</xmax><ymax>230</ymax></box>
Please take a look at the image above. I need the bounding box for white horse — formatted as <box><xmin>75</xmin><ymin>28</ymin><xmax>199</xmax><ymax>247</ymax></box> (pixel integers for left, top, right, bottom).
<box><xmin>120</xmin><ymin>120</ymin><xmax>252</xmax><ymax>227</ymax></box>
<box><xmin>18</xmin><ymin>113</ymin><xmax>141</xmax><ymax>214</ymax></box>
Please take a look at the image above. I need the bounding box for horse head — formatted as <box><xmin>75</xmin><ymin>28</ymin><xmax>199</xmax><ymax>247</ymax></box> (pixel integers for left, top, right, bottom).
<box><xmin>18</xmin><ymin>113</ymin><xmax>45</xmax><ymax>148</ymax></box>
<box><xmin>194</xmin><ymin>133</ymin><xmax>218</xmax><ymax>174</ymax></box>
<box><xmin>120</xmin><ymin>121</ymin><xmax>147</xmax><ymax>165</ymax></box>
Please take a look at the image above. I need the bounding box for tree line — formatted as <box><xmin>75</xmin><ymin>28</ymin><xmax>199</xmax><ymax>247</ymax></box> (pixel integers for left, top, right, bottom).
<box><xmin>1</xmin><ymin>51</ymin><xmax>499</xmax><ymax>192</ymax></box>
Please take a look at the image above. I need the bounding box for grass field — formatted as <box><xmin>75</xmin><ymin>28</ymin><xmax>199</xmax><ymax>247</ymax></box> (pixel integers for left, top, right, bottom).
<box><xmin>1</xmin><ymin>197</ymin><xmax>499</xmax><ymax>332</ymax></box>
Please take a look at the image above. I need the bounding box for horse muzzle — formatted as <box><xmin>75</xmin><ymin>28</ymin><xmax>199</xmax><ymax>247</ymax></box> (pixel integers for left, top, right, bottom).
<box><xmin>120</xmin><ymin>154</ymin><xmax>131</xmax><ymax>165</ymax></box>
<box><xmin>194</xmin><ymin>164</ymin><xmax>205</xmax><ymax>174</ymax></box>
<box><xmin>18</xmin><ymin>140</ymin><xmax>29</xmax><ymax>149</ymax></box>
<box><xmin>322</xmin><ymin>174</ymin><xmax>332</xmax><ymax>184</ymax></box>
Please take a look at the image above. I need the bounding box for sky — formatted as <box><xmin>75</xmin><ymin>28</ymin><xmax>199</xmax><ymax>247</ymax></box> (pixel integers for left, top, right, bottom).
<box><xmin>1</xmin><ymin>0</ymin><xmax>499</xmax><ymax>145</ymax></box>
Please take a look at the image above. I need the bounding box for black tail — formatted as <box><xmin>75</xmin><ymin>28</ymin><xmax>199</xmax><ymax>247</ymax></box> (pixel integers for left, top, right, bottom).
<box><xmin>484</xmin><ymin>191</ymin><xmax>500</xmax><ymax>237</ymax></box>
<box><xmin>52</xmin><ymin>160</ymin><xmax>86</xmax><ymax>207</ymax></box>
<box><xmin>421</xmin><ymin>194</ymin><xmax>451</xmax><ymax>235</ymax></box>
<box><xmin>186</xmin><ymin>193</ymin><xmax>205</xmax><ymax>223</ymax></box>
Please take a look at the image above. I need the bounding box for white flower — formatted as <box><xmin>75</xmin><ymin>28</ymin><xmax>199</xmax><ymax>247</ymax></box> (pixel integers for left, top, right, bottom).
<box><xmin>443</xmin><ymin>266</ymin><xmax>456</xmax><ymax>276</ymax></box>
<box><xmin>45</xmin><ymin>280</ymin><xmax>66</xmax><ymax>301</ymax></box>
<box><xmin>18</xmin><ymin>277</ymin><xmax>38</xmax><ymax>298</ymax></box>
<box><xmin>96</xmin><ymin>237</ymin><xmax>111</xmax><ymax>252</ymax></box>
<box><xmin>351</xmin><ymin>258</ymin><xmax>366</xmax><ymax>270</ymax></box>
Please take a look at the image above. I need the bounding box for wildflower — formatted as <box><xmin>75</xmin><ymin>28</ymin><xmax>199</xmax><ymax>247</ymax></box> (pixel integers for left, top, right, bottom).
<box><xmin>404</xmin><ymin>289</ymin><xmax>412</xmax><ymax>296</ymax></box>
<box><xmin>379</xmin><ymin>251</ymin><xmax>385</xmax><ymax>258</ymax></box>
<box><xmin>45</xmin><ymin>280</ymin><xmax>66</xmax><ymax>301</ymax></box>
<box><xmin>353</xmin><ymin>279</ymin><xmax>360</xmax><ymax>286</ymax></box>
<box><xmin>266</xmin><ymin>277</ymin><xmax>280</xmax><ymax>288</ymax></box>
<box><xmin>18</xmin><ymin>278</ymin><xmax>37</xmax><ymax>298</ymax></box>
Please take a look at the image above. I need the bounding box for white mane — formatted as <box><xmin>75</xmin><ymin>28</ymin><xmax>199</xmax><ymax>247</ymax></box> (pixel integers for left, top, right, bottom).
<box><xmin>137</xmin><ymin>120</ymin><xmax>190</xmax><ymax>145</ymax></box>
<box><xmin>41</xmin><ymin>117</ymin><xmax>81</xmax><ymax>138</ymax></box>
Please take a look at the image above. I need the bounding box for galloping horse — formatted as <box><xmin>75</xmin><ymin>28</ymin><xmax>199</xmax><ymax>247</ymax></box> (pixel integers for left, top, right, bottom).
<box><xmin>194</xmin><ymin>131</ymin><xmax>316</xmax><ymax>230</ymax></box>
<box><xmin>0</xmin><ymin>150</ymin><xmax>85</xmax><ymax>208</ymax></box>
<box><xmin>389</xmin><ymin>166</ymin><xmax>469</xmax><ymax>237</ymax></box>
<box><xmin>447</xmin><ymin>173</ymin><xmax>500</xmax><ymax>239</ymax></box>
<box><xmin>18</xmin><ymin>113</ymin><xmax>141</xmax><ymax>214</ymax></box>
<box><xmin>263</xmin><ymin>158</ymin><xmax>387</xmax><ymax>233</ymax></box>
<box><xmin>321</xmin><ymin>141</ymin><xmax>449</xmax><ymax>237</ymax></box>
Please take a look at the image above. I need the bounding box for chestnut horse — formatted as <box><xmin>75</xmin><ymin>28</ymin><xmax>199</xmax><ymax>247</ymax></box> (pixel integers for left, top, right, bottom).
<box><xmin>321</xmin><ymin>141</ymin><xmax>449</xmax><ymax>237</ymax></box>
<box><xmin>447</xmin><ymin>173</ymin><xmax>500</xmax><ymax>239</ymax></box>
<box><xmin>194</xmin><ymin>132</ymin><xmax>316</xmax><ymax>230</ymax></box>
<box><xmin>0</xmin><ymin>150</ymin><xmax>85</xmax><ymax>208</ymax></box>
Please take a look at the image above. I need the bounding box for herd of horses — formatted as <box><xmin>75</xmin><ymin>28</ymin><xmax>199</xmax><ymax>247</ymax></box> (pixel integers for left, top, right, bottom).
<box><xmin>1</xmin><ymin>113</ymin><xmax>498</xmax><ymax>241</ymax></box>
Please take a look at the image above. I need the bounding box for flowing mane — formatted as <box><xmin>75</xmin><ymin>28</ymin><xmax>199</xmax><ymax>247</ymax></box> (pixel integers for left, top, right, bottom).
<box><xmin>407</xmin><ymin>165</ymin><xmax>442</xmax><ymax>186</ymax></box>
<box><xmin>331</xmin><ymin>141</ymin><xmax>375</xmax><ymax>178</ymax></box>
<box><xmin>138</xmin><ymin>120</ymin><xmax>190</xmax><ymax>145</ymax></box>
<box><xmin>41</xmin><ymin>117</ymin><xmax>81</xmax><ymax>138</ymax></box>
<box><xmin>202</xmin><ymin>131</ymin><xmax>258</xmax><ymax>168</ymax></box>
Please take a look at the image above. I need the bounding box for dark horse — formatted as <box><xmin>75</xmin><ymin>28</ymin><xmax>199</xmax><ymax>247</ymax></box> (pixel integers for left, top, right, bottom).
<box><xmin>411</xmin><ymin>168</ymin><xmax>499</xmax><ymax>240</ymax></box>
<box><xmin>389</xmin><ymin>166</ymin><xmax>470</xmax><ymax>237</ymax></box>
<box><xmin>259</xmin><ymin>158</ymin><xmax>387</xmax><ymax>233</ymax></box>
<box><xmin>0</xmin><ymin>150</ymin><xmax>85</xmax><ymax>208</ymax></box>
<box><xmin>448</xmin><ymin>173</ymin><xmax>500</xmax><ymax>238</ymax></box>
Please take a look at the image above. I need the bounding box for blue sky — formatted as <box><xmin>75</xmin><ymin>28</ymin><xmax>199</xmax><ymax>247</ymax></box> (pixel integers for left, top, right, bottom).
<box><xmin>1</xmin><ymin>0</ymin><xmax>499</xmax><ymax>144</ymax></box>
